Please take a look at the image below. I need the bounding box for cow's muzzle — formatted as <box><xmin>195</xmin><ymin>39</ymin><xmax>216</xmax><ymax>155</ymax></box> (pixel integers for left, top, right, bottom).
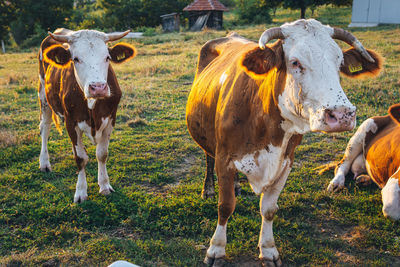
<box><xmin>88</xmin><ymin>82</ymin><xmax>109</xmax><ymax>98</ymax></box>
<box><xmin>323</xmin><ymin>106</ymin><xmax>356</xmax><ymax>132</ymax></box>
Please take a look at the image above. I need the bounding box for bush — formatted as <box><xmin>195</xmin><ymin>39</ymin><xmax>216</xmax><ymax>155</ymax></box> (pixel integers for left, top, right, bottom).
<box><xmin>20</xmin><ymin>24</ymin><xmax>47</xmax><ymax>48</ymax></box>
<box><xmin>236</xmin><ymin>0</ymin><xmax>272</xmax><ymax>24</ymax></box>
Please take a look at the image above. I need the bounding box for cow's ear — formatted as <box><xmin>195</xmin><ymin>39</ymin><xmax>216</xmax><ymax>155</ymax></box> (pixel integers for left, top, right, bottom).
<box><xmin>340</xmin><ymin>48</ymin><xmax>383</xmax><ymax>79</ymax></box>
<box><xmin>389</xmin><ymin>104</ymin><xmax>400</xmax><ymax>125</ymax></box>
<box><xmin>109</xmin><ymin>43</ymin><xmax>136</xmax><ymax>63</ymax></box>
<box><xmin>43</xmin><ymin>44</ymin><xmax>71</xmax><ymax>67</ymax></box>
<box><xmin>240</xmin><ymin>41</ymin><xmax>284</xmax><ymax>79</ymax></box>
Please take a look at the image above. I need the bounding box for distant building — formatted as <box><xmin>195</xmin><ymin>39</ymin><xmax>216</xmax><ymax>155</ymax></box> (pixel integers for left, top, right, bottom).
<box><xmin>183</xmin><ymin>0</ymin><xmax>228</xmax><ymax>31</ymax></box>
<box><xmin>160</xmin><ymin>13</ymin><xmax>180</xmax><ymax>32</ymax></box>
<box><xmin>350</xmin><ymin>0</ymin><xmax>400</xmax><ymax>27</ymax></box>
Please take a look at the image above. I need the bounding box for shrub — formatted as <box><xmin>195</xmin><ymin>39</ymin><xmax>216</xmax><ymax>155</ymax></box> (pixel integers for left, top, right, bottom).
<box><xmin>236</xmin><ymin>0</ymin><xmax>272</xmax><ymax>25</ymax></box>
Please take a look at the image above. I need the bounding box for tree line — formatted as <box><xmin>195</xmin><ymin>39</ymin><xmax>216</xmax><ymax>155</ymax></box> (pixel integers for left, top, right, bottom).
<box><xmin>0</xmin><ymin>0</ymin><xmax>351</xmax><ymax>48</ymax></box>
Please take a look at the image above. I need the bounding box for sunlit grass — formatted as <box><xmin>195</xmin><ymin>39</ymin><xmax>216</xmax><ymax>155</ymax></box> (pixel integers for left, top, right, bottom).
<box><xmin>1</xmin><ymin>5</ymin><xmax>400</xmax><ymax>266</ymax></box>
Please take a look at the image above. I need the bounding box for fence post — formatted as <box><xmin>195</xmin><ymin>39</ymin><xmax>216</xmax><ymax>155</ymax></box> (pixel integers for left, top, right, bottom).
<box><xmin>1</xmin><ymin>40</ymin><xmax>5</xmax><ymax>53</ymax></box>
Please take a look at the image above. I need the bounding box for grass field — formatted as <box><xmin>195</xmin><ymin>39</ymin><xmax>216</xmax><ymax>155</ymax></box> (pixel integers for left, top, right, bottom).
<box><xmin>1</xmin><ymin>5</ymin><xmax>400</xmax><ymax>266</ymax></box>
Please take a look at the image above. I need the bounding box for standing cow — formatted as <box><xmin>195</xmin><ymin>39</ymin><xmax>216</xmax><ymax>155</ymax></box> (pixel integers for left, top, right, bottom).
<box><xmin>38</xmin><ymin>29</ymin><xmax>136</xmax><ymax>203</ymax></box>
<box><xmin>186</xmin><ymin>19</ymin><xmax>382</xmax><ymax>266</ymax></box>
<box><xmin>327</xmin><ymin>104</ymin><xmax>400</xmax><ymax>220</ymax></box>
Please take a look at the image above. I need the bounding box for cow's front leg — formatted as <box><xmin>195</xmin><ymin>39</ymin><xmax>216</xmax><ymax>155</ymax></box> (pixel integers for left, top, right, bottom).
<box><xmin>67</xmin><ymin>122</ymin><xmax>89</xmax><ymax>203</ymax></box>
<box><xmin>204</xmin><ymin>157</ymin><xmax>236</xmax><ymax>267</ymax></box>
<box><xmin>38</xmin><ymin>79</ymin><xmax>52</xmax><ymax>172</ymax></box>
<box><xmin>96</xmin><ymin>120</ymin><xmax>114</xmax><ymax>195</ymax></box>
<box><xmin>259</xmin><ymin>164</ymin><xmax>291</xmax><ymax>267</ymax></box>
<box><xmin>328</xmin><ymin>118</ymin><xmax>377</xmax><ymax>192</ymax></box>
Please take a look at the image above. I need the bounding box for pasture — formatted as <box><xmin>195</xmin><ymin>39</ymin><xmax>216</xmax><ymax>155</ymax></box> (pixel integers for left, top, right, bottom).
<box><xmin>1</xmin><ymin>6</ymin><xmax>400</xmax><ymax>266</ymax></box>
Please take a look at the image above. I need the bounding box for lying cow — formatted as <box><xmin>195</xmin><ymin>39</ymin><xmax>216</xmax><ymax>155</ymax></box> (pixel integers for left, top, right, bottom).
<box><xmin>327</xmin><ymin>104</ymin><xmax>400</xmax><ymax>220</ymax></box>
<box><xmin>186</xmin><ymin>19</ymin><xmax>382</xmax><ymax>266</ymax></box>
<box><xmin>38</xmin><ymin>29</ymin><xmax>136</xmax><ymax>202</ymax></box>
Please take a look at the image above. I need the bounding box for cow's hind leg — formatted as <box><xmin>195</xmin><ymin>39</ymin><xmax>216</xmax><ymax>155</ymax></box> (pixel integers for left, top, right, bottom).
<box><xmin>204</xmin><ymin>157</ymin><xmax>236</xmax><ymax>266</ymax></box>
<box><xmin>327</xmin><ymin>119</ymin><xmax>377</xmax><ymax>192</ymax></box>
<box><xmin>202</xmin><ymin>154</ymin><xmax>242</xmax><ymax>199</ymax></box>
<box><xmin>355</xmin><ymin>174</ymin><xmax>373</xmax><ymax>186</ymax></box>
<box><xmin>258</xmin><ymin>165</ymin><xmax>290</xmax><ymax>267</ymax></box>
<box><xmin>38</xmin><ymin>76</ymin><xmax>52</xmax><ymax>172</ymax></box>
<box><xmin>96</xmin><ymin>119</ymin><xmax>114</xmax><ymax>195</ymax></box>
<box><xmin>67</xmin><ymin>121</ymin><xmax>89</xmax><ymax>203</ymax></box>
<box><xmin>202</xmin><ymin>153</ymin><xmax>215</xmax><ymax>199</ymax></box>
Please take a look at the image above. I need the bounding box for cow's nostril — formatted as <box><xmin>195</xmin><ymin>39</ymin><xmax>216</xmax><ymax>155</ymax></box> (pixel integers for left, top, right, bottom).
<box><xmin>326</xmin><ymin>110</ymin><xmax>338</xmax><ymax>123</ymax></box>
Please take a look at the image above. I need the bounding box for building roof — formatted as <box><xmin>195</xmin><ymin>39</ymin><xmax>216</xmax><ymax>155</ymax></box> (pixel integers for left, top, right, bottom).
<box><xmin>183</xmin><ymin>0</ymin><xmax>229</xmax><ymax>11</ymax></box>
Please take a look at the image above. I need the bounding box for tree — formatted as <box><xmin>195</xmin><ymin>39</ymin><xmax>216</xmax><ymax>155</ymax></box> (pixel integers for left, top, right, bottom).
<box><xmin>329</xmin><ymin>0</ymin><xmax>352</xmax><ymax>6</ymax></box>
<box><xmin>98</xmin><ymin>0</ymin><xmax>192</xmax><ymax>30</ymax></box>
<box><xmin>283</xmin><ymin>0</ymin><xmax>327</xmax><ymax>19</ymax></box>
<box><xmin>236</xmin><ymin>0</ymin><xmax>272</xmax><ymax>24</ymax></box>
<box><xmin>8</xmin><ymin>0</ymin><xmax>73</xmax><ymax>46</ymax></box>
<box><xmin>0</xmin><ymin>1</ymin><xmax>14</xmax><ymax>41</ymax></box>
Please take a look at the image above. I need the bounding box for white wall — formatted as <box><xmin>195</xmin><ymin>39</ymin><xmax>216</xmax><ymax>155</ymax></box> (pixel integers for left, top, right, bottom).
<box><xmin>350</xmin><ymin>0</ymin><xmax>400</xmax><ymax>26</ymax></box>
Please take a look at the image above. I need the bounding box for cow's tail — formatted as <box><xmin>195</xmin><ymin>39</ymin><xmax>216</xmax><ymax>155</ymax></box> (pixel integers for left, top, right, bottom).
<box><xmin>52</xmin><ymin>112</ymin><xmax>63</xmax><ymax>135</ymax></box>
<box><xmin>314</xmin><ymin>161</ymin><xmax>339</xmax><ymax>175</ymax></box>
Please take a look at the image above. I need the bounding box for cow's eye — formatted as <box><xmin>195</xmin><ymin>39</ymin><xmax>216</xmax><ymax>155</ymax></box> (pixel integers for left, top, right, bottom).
<box><xmin>106</xmin><ymin>55</ymin><xmax>111</xmax><ymax>62</ymax></box>
<box><xmin>292</xmin><ymin>61</ymin><xmax>299</xmax><ymax>67</ymax></box>
<box><xmin>73</xmin><ymin>57</ymin><xmax>80</xmax><ymax>63</ymax></box>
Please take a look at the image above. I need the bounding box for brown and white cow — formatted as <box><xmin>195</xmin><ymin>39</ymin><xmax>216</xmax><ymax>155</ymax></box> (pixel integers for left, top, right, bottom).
<box><xmin>38</xmin><ymin>29</ymin><xmax>136</xmax><ymax>203</ymax></box>
<box><xmin>327</xmin><ymin>104</ymin><xmax>400</xmax><ymax>220</ymax></box>
<box><xmin>186</xmin><ymin>19</ymin><xmax>382</xmax><ymax>266</ymax></box>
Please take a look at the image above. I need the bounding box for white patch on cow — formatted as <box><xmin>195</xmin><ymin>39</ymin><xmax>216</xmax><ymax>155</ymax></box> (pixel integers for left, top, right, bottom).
<box><xmin>351</xmin><ymin>154</ymin><xmax>366</xmax><ymax>178</ymax></box>
<box><xmin>234</xmin><ymin>133</ymin><xmax>292</xmax><ymax>195</ymax></box>
<box><xmin>278</xmin><ymin>19</ymin><xmax>356</xmax><ymax>132</ymax></box>
<box><xmin>74</xmin><ymin>129</ymin><xmax>89</xmax><ymax>166</ymax></box>
<box><xmin>73</xmin><ymin>126</ymin><xmax>89</xmax><ymax>203</ymax></box>
<box><xmin>74</xmin><ymin>169</ymin><xmax>88</xmax><ymax>203</ymax></box>
<box><xmin>77</xmin><ymin>120</ymin><xmax>95</xmax><ymax>144</ymax></box>
<box><xmin>327</xmin><ymin>118</ymin><xmax>378</xmax><ymax>191</ymax></box>
<box><xmin>39</xmin><ymin>73</ymin><xmax>52</xmax><ymax>172</ymax></box>
<box><xmin>382</xmin><ymin>174</ymin><xmax>400</xmax><ymax>220</ymax></box>
<box><xmin>95</xmin><ymin>117</ymin><xmax>114</xmax><ymax>194</ymax></box>
<box><xmin>38</xmin><ymin>74</ymin><xmax>46</xmax><ymax>101</ymax></box>
<box><xmin>95</xmin><ymin>117</ymin><xmax>110</xmax><ymax>143</ymax></box>
<box><xmin>219</xmin><ymin>72</ymin><xmax>227</xmax><ymax>86</ymax></box>
<box><xmin>39</xmin><ymin>118</ymin><xmax>52</xmax><ymax>172</ymax></box>
<box><xmin>62</xmin><ymin>30</ymin><xmax>111</xmax><ymax>99</ymax></box>
<box><xmin>206</xmin><ymin>224</ymin><xmax>227</xmax><ymax>259</ymax></box>
<box><xmin>258</xmin><ymin>163</ymin><xmax>290</xmax><ymax>260</ymax></box>
<box><xmin>87</xmin><ymin>98</ymin><xmax>96</xmax><ymax>110</ymax></box>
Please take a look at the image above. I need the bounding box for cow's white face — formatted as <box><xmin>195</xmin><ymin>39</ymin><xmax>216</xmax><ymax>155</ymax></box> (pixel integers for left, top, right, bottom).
<box><xmin>279</xmin><ymin>20</ymin><xmax>356</xmax><ymax>133</ymax></box>
<box><xmin>44</xmin><ymin>29</ymin><xmax>136</xmax><ymax>108</ymax></box>
<box><xmin>382</xmin><ymin>177</ymin><xmax>400</xmax><ymax>220</ymax></box>
<box><xmin>68</xmin><ymin>30</ymin><xmax>111</xmax><ymax>100</ymax></box>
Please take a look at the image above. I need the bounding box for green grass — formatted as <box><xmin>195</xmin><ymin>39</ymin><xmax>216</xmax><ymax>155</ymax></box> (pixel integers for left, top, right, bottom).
<box><xmin>1</xmin><ymin>5</ymin><xmax>400</xmax><ymax>266</ymax></box>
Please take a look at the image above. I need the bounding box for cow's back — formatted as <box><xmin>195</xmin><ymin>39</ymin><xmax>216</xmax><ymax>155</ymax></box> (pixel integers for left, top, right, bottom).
<box><xmin>365</xmin><ymin>116</ymin><xmax>400</xmax><ymax>187</ymax></box>
<box><xmin>186</xmin><ymin>36</ymin><xmax>260</xmax><ymax>156</ymax></box>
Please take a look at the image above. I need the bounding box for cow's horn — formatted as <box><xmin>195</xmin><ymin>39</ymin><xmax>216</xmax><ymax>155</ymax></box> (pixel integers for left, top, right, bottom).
<box><xmin>106</xmin><ymin>30</ymin><xmax>130</xmax><ymax>42</ymax></box>
<box><xmin>48</xmin><ymin>32</ymin><xmax>70</xmax><ymax>43</ymax></box>
<box><xmin>332</xmin><ymin>27</ymin><xmax>375</xmax><ymax>63</ymax></box>
<box><xmin>259</xmin><ymin>27</ymin><xmax>284</xmax><ymax>49</ymax></box>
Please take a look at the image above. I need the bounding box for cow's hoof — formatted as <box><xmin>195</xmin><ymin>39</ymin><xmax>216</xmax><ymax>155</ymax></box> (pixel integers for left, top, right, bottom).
<box><xmin>234</xmin><ymin>185</ymin><xmax>242</xmax><ymax>196</ymax></box>
<box><xmin>261</xmin><ymin>257</ymin><xmax>282</xmax><ymax>267</ymax></box>
<box><xmin>99</xmin><ymin>185</ymin><xmax>115</xmax><ymax>195</ymax></box>
<box><xmin>40</xmin><ymin>165</ymin><xmax>52</xmax><ymax>172</ymax></box>
<box><xmin>327</xmin><ymin>175</ymin><xmax>345</xmax><ymax>192</ymax></box>
<box><xmin>204</xmin><ymin>256</ymin><xmax>225</xmax><ymax>267</ymax></box>
<box><xmin>74</xmin><ymin>193</ymin><xmax>88</xmax><ymax>203</ymax></box>
<box><xmin>201</xmin><ymin>190</ymin><xmax>215</xmax><ymax>199</ymax></box>
<box><xmin>355</xmin><ymin>174</ymin><xmax>372</xmax><ymax>187</ymax></box>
